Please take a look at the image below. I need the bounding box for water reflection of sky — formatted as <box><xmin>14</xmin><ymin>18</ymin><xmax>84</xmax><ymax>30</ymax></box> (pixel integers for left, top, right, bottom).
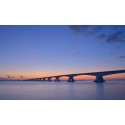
<box><xmin>0</xmin><ymin>81</ymin><xmax>125</xmax><ymax>100</ymax></box>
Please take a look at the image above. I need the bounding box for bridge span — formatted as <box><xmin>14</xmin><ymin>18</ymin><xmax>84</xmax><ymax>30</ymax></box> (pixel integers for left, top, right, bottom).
<box><xmin>27</xmin><ymin>69</ymin><xmax>125</xmax><ymax>83</ymax></box>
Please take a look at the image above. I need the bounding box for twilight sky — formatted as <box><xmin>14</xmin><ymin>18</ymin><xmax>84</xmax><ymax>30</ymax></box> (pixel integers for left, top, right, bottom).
<box><xmin>0</xmin><ymin>25</ymin><xmax>125</xmax><ymax>80</ymax></box>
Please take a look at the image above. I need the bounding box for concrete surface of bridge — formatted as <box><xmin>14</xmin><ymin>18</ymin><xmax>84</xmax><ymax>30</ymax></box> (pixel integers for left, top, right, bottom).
<box><xmin>26</xmin><ymin>69</ymin><xmax>125</xmax><ymax>83</ymax></box>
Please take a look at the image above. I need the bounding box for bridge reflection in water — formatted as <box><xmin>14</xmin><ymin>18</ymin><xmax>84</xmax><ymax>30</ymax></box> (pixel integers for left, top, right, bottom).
<box><xmin>26</xmin><ymin>69</ymin><xmax>125</xmax><ymax>83</ymax></box>
<box><xmin>96</xmin><ymin>83</ymin><xmax>105</xmax><ymax>99</ymax></box>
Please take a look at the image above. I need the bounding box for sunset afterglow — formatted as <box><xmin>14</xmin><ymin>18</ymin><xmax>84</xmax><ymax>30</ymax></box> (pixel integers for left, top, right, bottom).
<box><xmin>0</xmin><ymin>25</ymin><xmax>125</xmax><ymax>80</ymax></box>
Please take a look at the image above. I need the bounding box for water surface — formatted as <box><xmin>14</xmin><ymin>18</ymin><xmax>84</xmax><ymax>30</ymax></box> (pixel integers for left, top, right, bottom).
<box><xmin>0</xmin><ymin>81</ymin><xmax>125</xmax><ymax>100</ymax></box>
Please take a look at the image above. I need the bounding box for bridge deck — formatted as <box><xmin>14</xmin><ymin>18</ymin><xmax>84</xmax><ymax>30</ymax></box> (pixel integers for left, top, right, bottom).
<box><xmin>29</xmin><ymin>69</ymin><xmax>125</xmax><ymax>81</ymax></box>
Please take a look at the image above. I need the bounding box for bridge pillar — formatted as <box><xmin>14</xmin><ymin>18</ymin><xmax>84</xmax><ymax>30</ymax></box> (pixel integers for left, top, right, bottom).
<box><xmin>55</xmin><ymin>77</ymin><xmax>60</xmax><ymax>82</ymax></box>
<box><xmin>40</xmin><ymin>78</ymin><xmax>42</xmax><ymax>81</ymax></box>
<box><xmin>68</xmin><ymin>76</ymin><xmax>75</xmax><ymax>82</ymax></box>
<box><xmin>94</xmin><ymin>75</ymin><xmax>105</xmax><ymax>83</ymax></box>
<box><xmin>43</xmin><ymin>78</ymin><xmax>46</xmax><ymax>81</ymax></box>
<box><xmin>38</xmin><ymin>78</ymin><xmax>41</xmax><ymax>81</ymax></box>
<box><xmin>48</xmin><ymin>78</ymin><xmax>52</xmax><ymax>82</ymax></box>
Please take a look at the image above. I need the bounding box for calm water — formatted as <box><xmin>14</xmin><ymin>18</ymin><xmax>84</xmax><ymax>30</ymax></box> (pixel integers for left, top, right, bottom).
<box><xmin>0</xmin><ymin>80</ymin><xmax>125</xmax><ymax>100</ymax></box>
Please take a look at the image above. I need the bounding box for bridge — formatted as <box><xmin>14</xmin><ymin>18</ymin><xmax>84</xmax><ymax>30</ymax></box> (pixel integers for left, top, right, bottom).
<box><xmin>26</xmin><ymin>69</ymin><xmax>125</xmax><ymax>83</ymax></box>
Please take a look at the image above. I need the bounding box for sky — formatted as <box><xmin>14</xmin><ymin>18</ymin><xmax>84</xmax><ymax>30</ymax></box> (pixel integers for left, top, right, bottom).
<box><xmin>0</xmin><ymin>25</ymin><xmax>125</xmax><ymax>80</ymax></box>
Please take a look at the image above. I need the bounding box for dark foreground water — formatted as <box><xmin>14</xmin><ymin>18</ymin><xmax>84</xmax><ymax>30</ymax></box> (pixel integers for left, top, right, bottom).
<box><xmin>0</xmin><ymin>80</ymin><xmax>125</xmax><ymax>100</ymax></box>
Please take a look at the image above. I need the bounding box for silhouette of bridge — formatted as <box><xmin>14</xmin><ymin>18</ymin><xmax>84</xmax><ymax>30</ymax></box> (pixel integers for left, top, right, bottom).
<box><xmin>26</xmin><ymin>69</ymin><xmax>125</xmax><ymax>83</ymax></box>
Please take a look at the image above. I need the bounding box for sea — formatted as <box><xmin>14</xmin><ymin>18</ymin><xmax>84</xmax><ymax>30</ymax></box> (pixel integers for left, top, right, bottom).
<box><xmin>0</xmin><ymin>80</ymin><xmax>125</xmax><ymax>100</ymax></box>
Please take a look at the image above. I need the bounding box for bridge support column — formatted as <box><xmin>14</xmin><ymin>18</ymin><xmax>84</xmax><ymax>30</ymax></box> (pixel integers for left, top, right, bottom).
<box><xmin>94</xmin><ymin>76</ymin><xmax>105</xmax><ymax>83</ymax></box>
<box><xmin>43</xmin><ymin>78</ymin><xmax>46</xmax><ymax>81</ymax></box>
<box><xmin>55</xmin><ymin>77</ymin><xmax>60</xmax><ymax>82</ymax></box>
<box><xmin>68</xmin><ymin>76</ymin><xmax>75</xmax><ymax>82</ymax></box>
<box><xmin>38</xmin><ymin>78</ymin><xmax>42</xmax><ymax>81</ymax></box>
<box><xmin>48</xmin><ymin>78</ymin><xmax>52</xmax><ymax>82</ymax></box>
<box><xmin>40</xmin><ymin>78</ymin><xmax>43</xmax><ymax>81</ymax></box>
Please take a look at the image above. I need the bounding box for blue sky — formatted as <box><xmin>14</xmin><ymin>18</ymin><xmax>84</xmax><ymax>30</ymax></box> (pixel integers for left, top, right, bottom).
<box><xmin>0</xmin><ymin>25</ymin><xmax>125</xmax><ymax>80</ymax></box>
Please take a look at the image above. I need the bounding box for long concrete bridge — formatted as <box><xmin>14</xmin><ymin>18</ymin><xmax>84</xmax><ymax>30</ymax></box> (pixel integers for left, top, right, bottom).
<box><xmin>26</xmin><ymin>69</ymin><xmax>125</xmax><ymax>83</ymax></box>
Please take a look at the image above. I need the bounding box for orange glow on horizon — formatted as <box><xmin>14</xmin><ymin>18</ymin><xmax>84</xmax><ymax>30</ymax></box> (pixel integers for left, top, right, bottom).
<box><xmin>0</xmin><ymin>72</ymin><xmax>125</xmax><ymax>80</ymax></box>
